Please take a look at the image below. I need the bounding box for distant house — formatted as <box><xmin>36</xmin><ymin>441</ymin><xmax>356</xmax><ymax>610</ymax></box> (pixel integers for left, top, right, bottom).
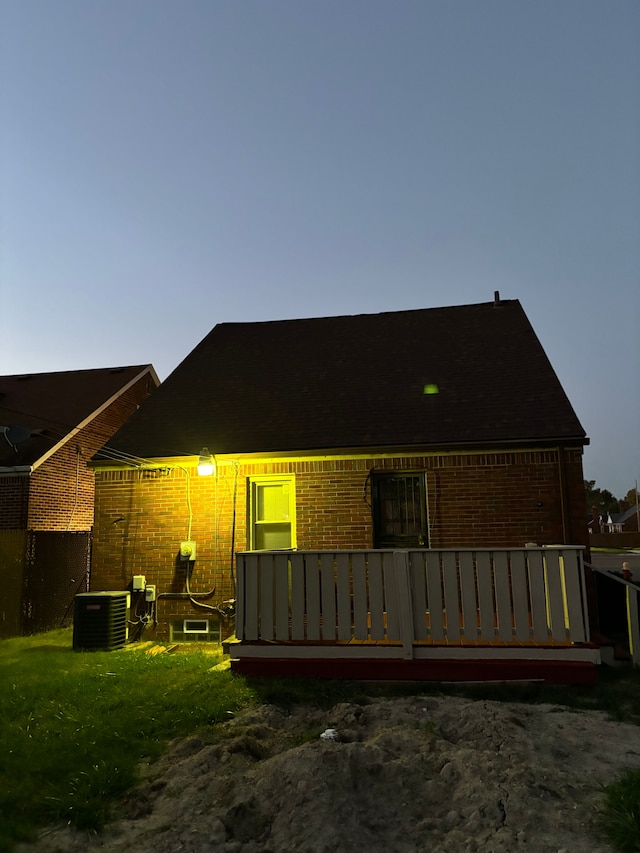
<box><xmin>591</xmin><ymin>513</ymin><xmax>622</xmax><ymax>534</ymax></box>
<box><xmin>588</xmin><ymin>505</ymin><xmax>639</xmax><ymax>534</ymax></box>
<box><xmin>89</xmin><ymin>297</ymin><xmax>589</xmax><ymax>643</ymax></box>
<box><xmin>614</xmin><ymin>504</ymin><xmax>640</xmax><ymax>533</ymax></box>
<box><xmin>0</xmin><ymin>365</ymin><xmax>159</xmax><ymax>636</ymax></box>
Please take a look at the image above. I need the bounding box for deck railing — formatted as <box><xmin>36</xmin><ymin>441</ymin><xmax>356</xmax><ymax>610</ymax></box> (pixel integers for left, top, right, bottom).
<box><xmin>236</xmin><ymin>547</ymin><xmax>590</xmax><ymax>658</ymax></box>
<box><xmin>588</xmin><ymin>563</ymin><xmax>640</xmax><ymax>666</ymax></box>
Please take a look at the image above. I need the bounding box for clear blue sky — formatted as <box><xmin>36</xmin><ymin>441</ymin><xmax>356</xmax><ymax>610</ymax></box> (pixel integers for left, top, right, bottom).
<box><xmin>1</xmin><ymin>1</ymin><xmax>638</xmax><ymax>498</ymax></box>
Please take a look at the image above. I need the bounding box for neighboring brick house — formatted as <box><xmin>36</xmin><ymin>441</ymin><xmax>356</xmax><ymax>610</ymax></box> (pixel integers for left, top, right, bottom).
<box><xmin>0</xmin><ymin>365</ymin><xmax>159</xmax><ymax>636</ymax></box>
<box><xmin>90</xmin><ymin>296</ymin><xmax>589</xmax><ymax>642</ymax></box>
<box><xmin>607</xmin><ymin>503</ymin><xmax>639</xmax><ymax>534</ymax></box>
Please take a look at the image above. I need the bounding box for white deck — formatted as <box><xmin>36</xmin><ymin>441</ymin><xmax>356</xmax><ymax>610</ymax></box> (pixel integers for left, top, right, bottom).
<box><xmin>234</xmin><ymin>547</ymin><xmax>596</xmax><ymax>667</ymax></box>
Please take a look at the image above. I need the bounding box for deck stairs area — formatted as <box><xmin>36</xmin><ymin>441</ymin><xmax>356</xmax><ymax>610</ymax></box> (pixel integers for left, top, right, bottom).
<box><xmin>587</xmin><ymin>562</ymin><xmax>640</xmax><ymax>667</ymax></box>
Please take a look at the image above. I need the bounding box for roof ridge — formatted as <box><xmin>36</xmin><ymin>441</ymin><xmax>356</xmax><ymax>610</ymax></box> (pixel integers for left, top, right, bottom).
<box><xmin>213</xmin><ymin>299</ymin><xmax>521</xmax><ymax>329</ymax></box>
<box><xmin>0</xmin><ymin>365</ymin><xmax>153</xmax><ymax>381</ymax></box>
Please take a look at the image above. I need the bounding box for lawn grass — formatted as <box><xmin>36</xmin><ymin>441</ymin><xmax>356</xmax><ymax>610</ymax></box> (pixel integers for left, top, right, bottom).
<box><xmin>591</xmin><ymin>547</ymin><xmax>639</xmax><ymax>554</ymax></box>
<box><xmin>0</xmin><ymin>629</ymin><xmax>255</xmax><ymax>851</ymax></box>
<box><xmin>600</xmin><ymin>769</ymin><xmax>640</xmax><ymax>853</ymax></box>
<box><xmin>2</xmin><ymin>629</ymin><xmax>640</xmax><ymax>852</ymax></box>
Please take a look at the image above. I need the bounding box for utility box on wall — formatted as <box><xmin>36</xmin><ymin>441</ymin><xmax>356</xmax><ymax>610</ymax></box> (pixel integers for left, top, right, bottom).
<box><xmin>73</xmin><ymin>591</ymin><xmax>130</xmax><ymax>651</ymax></box>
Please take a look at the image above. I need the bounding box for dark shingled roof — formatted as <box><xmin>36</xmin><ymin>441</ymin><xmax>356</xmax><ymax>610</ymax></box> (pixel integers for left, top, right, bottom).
<box><xmin>0</xmin><ymin>365</ymin><xmax>155</xmax><ymax>466</ymax></box>
<box><xmin>103</xmin><ymin>300</ymin><xmax>587</xmax><ymax>460</ymax></box>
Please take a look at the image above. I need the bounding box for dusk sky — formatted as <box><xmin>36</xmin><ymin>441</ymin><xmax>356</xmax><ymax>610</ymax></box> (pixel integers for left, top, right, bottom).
<box><xmin>1</xmin><ymin>1</ymin><xmax>638</xmax><ymax>498</ymax></box>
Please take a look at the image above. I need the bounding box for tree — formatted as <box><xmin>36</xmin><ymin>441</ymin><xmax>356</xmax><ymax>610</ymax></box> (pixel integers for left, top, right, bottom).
<box><xmin>584</xmin><ymin>480</ymin><xmax>619</xmax><ymax>515</ymax></box>
<box><xmin>622</xmin><ymin>487</ymin><xmax>639</xmax><ymax>507</ymax></box>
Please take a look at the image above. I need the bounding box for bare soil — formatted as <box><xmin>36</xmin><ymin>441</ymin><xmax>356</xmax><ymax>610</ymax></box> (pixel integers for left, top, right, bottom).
<box><xmin>18</xmin><ymin>695</ymin><xmax>640</xmax><ymax>853</ymax></box>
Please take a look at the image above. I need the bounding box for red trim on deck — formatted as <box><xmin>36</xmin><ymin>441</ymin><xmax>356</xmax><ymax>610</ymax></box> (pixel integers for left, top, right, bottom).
<box><xmin>230</xmin><ymin>657</ymin><xmax>597</xmax><ymax>685</ymax></box>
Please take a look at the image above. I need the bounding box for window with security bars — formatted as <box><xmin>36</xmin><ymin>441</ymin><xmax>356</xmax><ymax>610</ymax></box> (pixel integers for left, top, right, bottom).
<box><xmin>371</xmin><ymin>472</ymin><xmax>428</xmax><ymax>548</ymax></box>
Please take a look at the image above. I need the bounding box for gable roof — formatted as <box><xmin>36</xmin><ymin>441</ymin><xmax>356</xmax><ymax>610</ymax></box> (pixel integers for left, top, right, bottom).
<box><xmin>102</xmin><ymin>299</ymin><xmax>587</xmax><ymax>461</ymax></box>
<box><xmin>0</xmin><ymin>365</ymin><xmax>158</xmax><ymax>467</ymax></box>
<box><xmin>613</xmin><ymin>505</ymin><xmax>640</xmax><ymax>525</ymax></box>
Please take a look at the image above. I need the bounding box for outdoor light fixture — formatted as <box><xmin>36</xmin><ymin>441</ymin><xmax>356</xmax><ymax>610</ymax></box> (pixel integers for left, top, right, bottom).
<box><xmin>197</xmin><ymin>447</ymin><xmax>215</xmax><ymax>477</ymax></box>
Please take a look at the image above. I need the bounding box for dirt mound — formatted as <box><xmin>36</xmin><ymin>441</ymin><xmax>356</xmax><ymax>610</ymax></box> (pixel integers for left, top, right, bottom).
<box><xmin>19</xmin><ymin>696</ymin><xmax>640</xmax><ymax>853</ymax></box>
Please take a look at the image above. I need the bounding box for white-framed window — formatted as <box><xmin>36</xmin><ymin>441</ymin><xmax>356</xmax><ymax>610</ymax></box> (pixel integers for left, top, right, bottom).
<box><xmin>248</xmin><ymin>475</ymin><xmax>296</xmax><ymax>550</ymax></box>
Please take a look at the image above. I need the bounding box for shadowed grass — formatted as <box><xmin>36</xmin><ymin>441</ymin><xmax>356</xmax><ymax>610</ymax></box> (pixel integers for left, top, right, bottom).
<box><xmin>600</xmin><ymin>770</ymin><xmax>640</xmax><ymax>852</ymax></box>
<box><xmin>247</xmin><ymin>664</ymin><xmax>640</xmax><ymax>723</ymax></box>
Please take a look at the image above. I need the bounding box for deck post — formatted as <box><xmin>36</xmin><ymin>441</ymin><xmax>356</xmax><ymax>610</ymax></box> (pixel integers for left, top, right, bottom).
<box><xmin>393</xmin><ymin>551</ymin><xmax>415</xmax><ymax>659</ymax></box>
<box><xmin>235</xmin><ymin>553</ymin><xmax>245</xmax><ymax>639</ymax></box>
<box><xmin>626</xmin><ymin>585</ymin><xmax>640</xmax><ymax>667</ymax></box>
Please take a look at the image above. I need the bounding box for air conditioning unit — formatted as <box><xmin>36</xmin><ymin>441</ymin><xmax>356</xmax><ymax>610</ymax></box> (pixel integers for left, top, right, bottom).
<box><xmin>73</xmin><ymin>591</ymin><xmax>130</xmax><ymax>651</ymax></box>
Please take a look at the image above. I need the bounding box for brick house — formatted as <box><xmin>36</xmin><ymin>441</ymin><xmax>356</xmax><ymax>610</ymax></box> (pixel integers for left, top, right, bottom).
<box><xmin>89</xmin><ymin>297</ymin><xmax>589</xmax><ymax>643</ymax></box>
<box><xmin>0</xmin><ymin>365</ymin><xmax>159</xmax><ymax>636</ymax></box>
<box><xmin>609</xmin><ymin>503</ymin><xmax>640</xmax><ymax>534</ymax></box>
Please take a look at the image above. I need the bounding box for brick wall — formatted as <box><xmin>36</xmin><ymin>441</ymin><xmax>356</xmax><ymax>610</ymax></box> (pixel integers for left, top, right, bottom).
<box><xmin>0</xmin><ymin>476</ymin><xmax>29</xmax><ymax>529</ymax></box>
<box><xmin>91</xmin><ymin>445</ymin><xmax>587</xmax><ymax>639</ymax></box>
<box><xmin>27</xmin><ymin>373</ymin><xmax>155</xmax><ymax>531</ymax></box>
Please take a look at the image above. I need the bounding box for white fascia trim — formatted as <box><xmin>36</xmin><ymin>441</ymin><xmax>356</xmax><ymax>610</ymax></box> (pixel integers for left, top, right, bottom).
<box><xmin>0</xmin><ymin>466</ymin><xmax>32</xmax><ymax>477</ymax></box>
<box><xmin>30</xmin><ymin>366</ymin><xmax>158</xmax><ymax>473</ymax></box>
